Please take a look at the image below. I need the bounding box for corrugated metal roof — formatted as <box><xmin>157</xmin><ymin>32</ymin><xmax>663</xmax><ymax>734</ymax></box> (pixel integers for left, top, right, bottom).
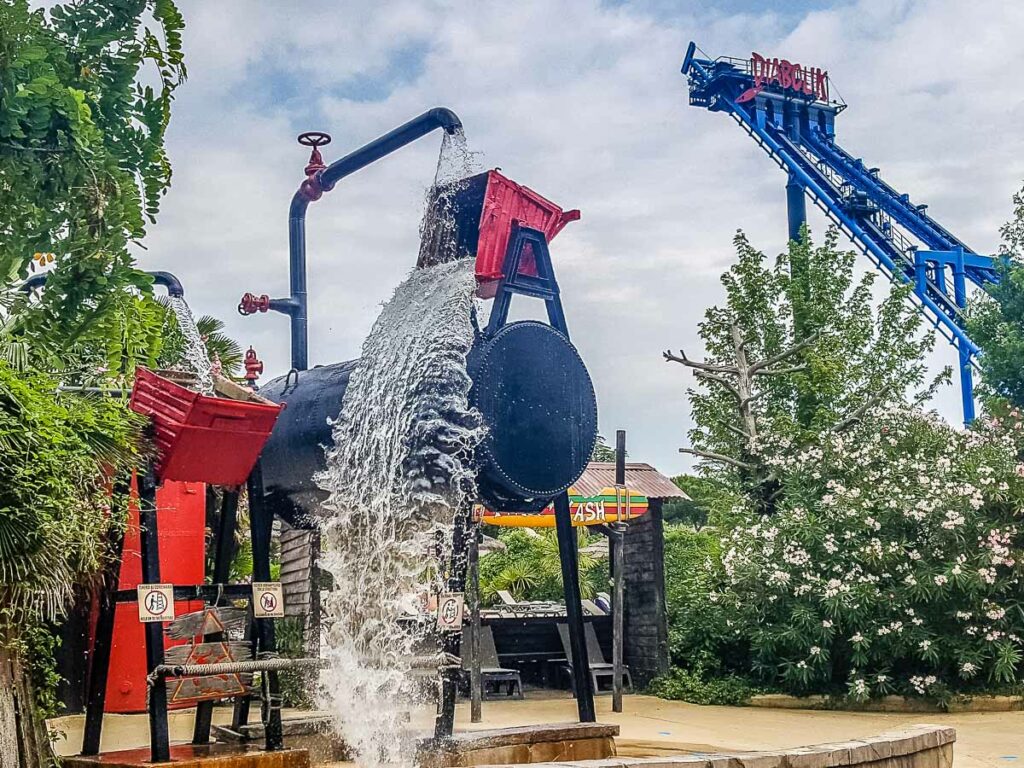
<box><xmin>573</xmin><ymin>462</ymin><xmax>688</xmax><ymax>499</ymax></box>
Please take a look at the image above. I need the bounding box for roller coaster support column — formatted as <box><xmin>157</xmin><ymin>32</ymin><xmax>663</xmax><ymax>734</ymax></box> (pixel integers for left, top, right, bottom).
<box><xmin>953</xmin><ymin>248</ymin><xmax>976</xmax><ymax>424</ymax></box>
<box><xmin>786</xmin><ymin>173</ymin><xmax>807</xmax><ymax>244</ymax></box>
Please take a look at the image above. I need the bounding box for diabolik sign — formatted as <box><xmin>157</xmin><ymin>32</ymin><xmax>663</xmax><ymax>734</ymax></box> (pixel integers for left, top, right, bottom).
<box><xmin>748</xmin><ymin>52</ymin><xmax>828</xmax><ymax>102</ymax></box>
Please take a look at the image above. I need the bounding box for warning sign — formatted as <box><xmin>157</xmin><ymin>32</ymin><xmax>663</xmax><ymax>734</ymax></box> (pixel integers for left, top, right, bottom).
<box><xmin>252</xmin><ymin>582</ymin><xmax>285</xmax><ymax>619</ymax></box>
<box><xmin>436</xmin><ymin>593</ymin><xmax>464</xmax><ymax>632</ymax></box>
<box><xmin>137</xmin><ymin>584</ymin><xmax>175</xmax><ymax>623</ymax></box>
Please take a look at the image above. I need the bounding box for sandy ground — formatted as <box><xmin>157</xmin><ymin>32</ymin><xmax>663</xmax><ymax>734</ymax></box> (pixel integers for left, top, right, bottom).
<box><xmin>50</xmin><ymin>694</ymin><xmax>1024</xmax><ymax>767</ymax></box>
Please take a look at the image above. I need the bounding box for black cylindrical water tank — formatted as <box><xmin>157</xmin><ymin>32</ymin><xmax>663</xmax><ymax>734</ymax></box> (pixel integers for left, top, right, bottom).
<box><xmin>258</xmin><ymin>321</ymin><xmax>597</xmax><ymax>526</ymax></box>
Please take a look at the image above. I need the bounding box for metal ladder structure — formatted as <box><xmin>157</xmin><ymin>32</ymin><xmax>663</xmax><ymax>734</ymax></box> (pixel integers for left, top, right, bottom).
<box><xmin>681</xmin><ymin>42</ymin><xmax>1000</xmax><ymax>422</ymax></box>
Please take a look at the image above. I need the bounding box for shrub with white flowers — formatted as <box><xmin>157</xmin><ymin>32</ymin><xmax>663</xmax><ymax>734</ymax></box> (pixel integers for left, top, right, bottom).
<box><xmin>662</xmin><ymin>228</ymin><xmax>1024</xmax><ymax>704</ymax></box>
<box><xmin>706</xmin><ymin>407</ymin><xmax>1024</xmax><ymax>700</ymax></box>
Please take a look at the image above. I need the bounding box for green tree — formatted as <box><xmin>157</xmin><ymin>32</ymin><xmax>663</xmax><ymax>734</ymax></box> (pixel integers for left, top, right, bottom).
<box><xmin>665</xmin><ymin>229</ymin><xmax>940</xmax><ymax>513</ymax></box>
<box><xmin>663</xmin><ymin>474</ymin><xmax>732</xmax><ymax>529</ymax></box>
<box><xmin>967</xmin><ymin>184</ymin><xmax>1024</xmax><ymax>409</ymax></box>
<box><xmin>1</xmin><ymin>0</ymin><xmax>185</xmax><ymax>375</ymax></box>
<box><xmin>591</xmin><ymin>434</ymin><xmax>617</xmax><ymax>462</ymax></box>
<box><xmin>660</xmin><ymin>228</ymin><xmax>1024</xmax><ymax>704</ymax></box>
<box><xmin>0</xmin><ymin>4</ymin><xmax>185</xmax><ymax>764</ymax></box>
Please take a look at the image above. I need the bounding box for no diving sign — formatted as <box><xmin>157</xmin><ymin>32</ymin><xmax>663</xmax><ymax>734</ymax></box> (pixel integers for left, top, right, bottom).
<box><xmin>137</xmin><ymin>584</ymin><xmax>175</xmax><ymax>623</ymax></box>
<box><xmin>252</xmin><ymin>582</ymin><xmax>285</xmax><ymax>619</ymax></box>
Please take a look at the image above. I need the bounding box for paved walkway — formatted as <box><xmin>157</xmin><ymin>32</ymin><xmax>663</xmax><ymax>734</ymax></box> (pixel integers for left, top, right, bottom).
<box><xmin>51</xmin><ymin>695</ymin><xmax>1023</xmax><ymax>767</ymax></box>
<box><xmin>455</xmin><ymin>695</ymin><xmax>1023</xmax><ymax>768</ymax></box>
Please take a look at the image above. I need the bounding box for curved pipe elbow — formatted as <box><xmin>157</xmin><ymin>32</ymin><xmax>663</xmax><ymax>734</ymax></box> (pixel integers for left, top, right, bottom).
<box><xmin>149</xmin><ymin>271</ymin><xmax>185</xmax><ymax>297</ymax></box>
<box><xmin>427</xmin><ymin>107</ymin><xmax>463</xmax><ymax>134</ymax></box>
<box><xmin>20</xmin><ymin>269</ymin><xmax>185</xmax><ymax>298</ymax></box>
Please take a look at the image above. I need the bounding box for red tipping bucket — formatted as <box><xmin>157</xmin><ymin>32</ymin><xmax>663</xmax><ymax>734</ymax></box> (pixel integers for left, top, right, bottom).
<box><xmin>129</xmin><ymin>367</ymin><xmax>283</xmax><ymax>486</ymax></box>
<box><xmin>418</xmin><ymin>169</ymin><xmax>579</xmax><ymax>298</ymax></box>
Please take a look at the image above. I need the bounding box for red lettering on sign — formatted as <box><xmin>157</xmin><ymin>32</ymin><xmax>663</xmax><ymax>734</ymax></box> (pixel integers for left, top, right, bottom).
<box><xmin>750</xmin><ymin>52</ymin><xmax>829</xmax><ymax>102</ymax></box>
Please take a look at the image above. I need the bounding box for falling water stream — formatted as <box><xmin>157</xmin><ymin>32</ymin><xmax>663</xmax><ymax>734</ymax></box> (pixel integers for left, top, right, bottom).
<box><xmin>167</xmin><ymin>295</ymin><xmax>214</xmax><ymax>393</ymax></box>
<box><xmin>314</xmin><ymin>130</ymin><xmax>484</xmax><ymax>767</ymax></box>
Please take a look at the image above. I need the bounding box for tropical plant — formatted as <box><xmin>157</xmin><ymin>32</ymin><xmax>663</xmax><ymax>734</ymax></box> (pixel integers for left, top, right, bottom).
<box><xmin>157</xmin><ymin>303</ymin><xmax>244</xmax><ymax>378</ymax></box>
<box><xmin>0</xmin><ymin>359</ymin><xmax>143</xmax><ymax>763</ymax></box>
<box><xmin>479</xmin><ymin>528</ymin><xmax>606</xmax><ymax>604</ymax></box>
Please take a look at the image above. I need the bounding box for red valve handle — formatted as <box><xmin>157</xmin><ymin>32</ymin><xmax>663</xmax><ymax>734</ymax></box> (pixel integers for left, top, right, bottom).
<box><xmin>298</xmin><ymin>131</ymin><xmax>332</xmax><ymax>148</ymax></box>
<box><xmin>238</xmin><ymin>293</ymin><xmax>270</xmax><ymax>315</ymax></box>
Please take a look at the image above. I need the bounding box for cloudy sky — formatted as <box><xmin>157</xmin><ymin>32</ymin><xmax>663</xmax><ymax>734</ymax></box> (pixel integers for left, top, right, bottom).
<box><xmin>139</xmin><ymin>0</ymin><xmax>1024</xmax><ymax>475</ymax></box>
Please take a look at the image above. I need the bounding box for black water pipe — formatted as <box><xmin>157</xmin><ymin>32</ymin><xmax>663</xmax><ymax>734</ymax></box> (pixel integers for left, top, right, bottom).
<box><xmin>149</xmin><ymin>271</ymin><xmax>185</xmax><ymax>297</ymax></box>
<box><xmin>19</xmin><ymin>269</ymin><xmax>185</xmax><ymax>297</ymax></box>
<box><xmin>279</xmin><ymin>107</ymin><xmax>463</xmax><ymax>372</ymax></box>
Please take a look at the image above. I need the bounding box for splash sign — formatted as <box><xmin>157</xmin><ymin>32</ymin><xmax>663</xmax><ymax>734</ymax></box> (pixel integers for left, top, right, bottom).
<box><xmin>482</xmin><ymin>486</ymin><xmax>649</xmax><ymax>528</ymax></box>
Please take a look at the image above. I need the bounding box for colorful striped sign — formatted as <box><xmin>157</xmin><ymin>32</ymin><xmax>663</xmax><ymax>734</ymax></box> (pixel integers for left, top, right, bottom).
<box><xmin>481</xmin><ymin>487</ymin><xmax>648</xmax><ymax>528</ymax></box>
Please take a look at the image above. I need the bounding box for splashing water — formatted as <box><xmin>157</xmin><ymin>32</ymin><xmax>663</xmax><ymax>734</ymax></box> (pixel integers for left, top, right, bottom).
<box><xmin>167</xmin><ymin>295</ymin><xmax>213</xmax><ymax>393</ymax></box>
<box><xmin>417</xmin><ymin>129</ymin><xmax>482</xmax><ymax>269</ymax></box>
<box><xmin>315</xmin><ymin>258</ymin><xmax>483</xmax><ymax>766</ymax></box>
<box><xmin>314</xmin><ymin>129</ymin><xmax>485</xmax><ymax>767</ymax></box>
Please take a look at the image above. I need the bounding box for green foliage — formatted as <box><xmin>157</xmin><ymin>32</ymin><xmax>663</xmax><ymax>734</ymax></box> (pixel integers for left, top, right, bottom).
<box><xmin>591</xmin><ymin>434</ymin><xmax>618</xmax><ymax>461</ymax></box>
<box><xmin>275</xmin><ymin>617</ymin><xmax>314</xmax><ymax>709</ymax></box>
<box><xmin>663</xmin><ymin>526</ymin><xmax>742</xmax><ymax>673</ymax></box>
<box><xmin>663</xmin><ymin>474</ymin><xmax>731</xmax><ymax>529</ymax></box>
<box><xmin>660</xmin><ymin>227</ymin><xmax>1024</xmax><ymax>705</ymax></box>
<box><xmin>0</xmin><ymin>359</ymin><xmax>142</xmax><ymax>622</ymax></box>
<box><xmin>1</xmin><ymin>0</ymin><xmax>186</xmax><ymax>373</ymax></box>
<box><xmin>0</xmin><ymin>3</ymin><xmax>186</xmax><ymax>755</ymax></box>
<box><xmin>689</xmin><ymin>229</ymin><xmax>940</xmax><ymax>498</ymax></box>
<box><xmin>707</xmin><ymin>409</ymin><xmax>1024</xmax><ymax>701</ymax></box>
<box><xmin>479</xmin><ymin>528</ymin><xmax>607</xmax><ymax>604</ymax></box>
<box><xmin>648</xmin><ymin>665</ymin><xmax>756</xmax><ymax>706</ymax></box>
<box><xmin>967</xmin><ymin>185</ymin><xmax>1024</xmax><ymax>410</ymax></box>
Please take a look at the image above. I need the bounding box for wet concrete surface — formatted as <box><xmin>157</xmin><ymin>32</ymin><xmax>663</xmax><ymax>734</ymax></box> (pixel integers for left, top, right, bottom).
<box><xmin>50</xmin><ymin>695</ymin><xmax>1024</xmax><ymax>767</ymax></box>
<box><xmin>451</xmin><ymin>694</ymin><xmax>1023</xmax><ymax>768</ymax></box>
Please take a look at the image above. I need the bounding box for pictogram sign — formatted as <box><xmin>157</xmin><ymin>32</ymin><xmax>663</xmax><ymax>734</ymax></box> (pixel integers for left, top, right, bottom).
<box><xmin>137</xmin><ymin>584</ymin><xmax>175</xmax><ymax>623</ymax></box>
<box><xmin>436</xmin><ymin>593</ymin><xmax>464</xmax><ymax>632</ymax></box>
<box><xmin>252</xmin><ymin>582</ymin><xmax>285</xmax><ymax>619</ymax></box>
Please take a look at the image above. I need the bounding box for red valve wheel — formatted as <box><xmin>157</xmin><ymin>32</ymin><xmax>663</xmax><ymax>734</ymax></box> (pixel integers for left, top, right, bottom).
<box><xmin>298</xmin><ymin>131</ymin><xmax>332</xmax><ymax>148</ymax></box>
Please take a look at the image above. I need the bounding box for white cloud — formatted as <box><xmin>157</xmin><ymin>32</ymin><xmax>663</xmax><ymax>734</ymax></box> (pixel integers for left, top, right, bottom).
<box><xmin>141</xmin><ymin>0</ymin><xmax>1024</xmax><ymax>475</ymax></box>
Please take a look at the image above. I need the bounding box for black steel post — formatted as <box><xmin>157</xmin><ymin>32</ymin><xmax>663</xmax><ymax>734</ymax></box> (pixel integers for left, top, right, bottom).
<box><xmin>139</xmin><ymin>468</ymin><xmax>170</xmax><ymax>763</ymax></box>
<box><xmin>468</xmin><ymin>522</ymin><xmax>482</xmax><ymax>723</ymax></box>
<box><xmin>554</xmin><ymin>492</ymin><xmax>595</xmax><ymax>721</ymax></box>
<box><xmin>247</xmin><ymin>463</ymin><xmax>284</xmax><ymax>750</ymax></box>
<box><xmin>81</xmin><ymin>481</ymin><xmax>130</xmax><ymax>755</ymax></box>
<box><xmin>612</xmin><ymin>430</ymin><xmax>626</xmax><ymax>712</ymax></box>
<box><xmin>434</xmin><ymin>507</ymin><xmax>472</xmax><ymax>740</ymax></box>
<box><xmin>192</xmin><ymin>489</ymin><xmax>240</xmax><ymax>744</ymax></box>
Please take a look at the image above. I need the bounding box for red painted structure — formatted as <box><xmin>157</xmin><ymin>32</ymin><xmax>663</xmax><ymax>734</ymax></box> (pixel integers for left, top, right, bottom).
<box><xmin>460</xmin><ymin>170</ymin><xmax>580</xmax><ymax>297</ymax></box>
<box><xmin>101</xmin><ymin>479</ymin><xmax>206</xmax><ymax>713</ymax></box>
<box><xmin>129</xmin><ymin>367</ymin><xmax>282</xmax><ymax>486</ymax></box>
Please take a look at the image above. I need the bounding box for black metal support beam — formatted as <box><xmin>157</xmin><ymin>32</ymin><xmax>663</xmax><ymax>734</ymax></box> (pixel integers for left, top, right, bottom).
<box><xmin>612</xmin><ymin>430</ymin><xmax>627</xmax><ymax>713</ymax></box>
<box><xmin>81</xmin><ymin>480</ymin><xmax>130</xmax><ymax>755</ymax></box>
<box><xmin>554</xmin><ymin>492</ymin><xmax>595</xmax><ymax>721</ymax></box>
<box><xmin>434</xmin><ymin>507</ymin><xmax>473</xmax><ymax>740</ymax></box>
<box><xmin>139</xmin><ymin>468</ymin><xmax>171</xmax><ymax>763</ymax></box>
<box><xmin>193</xmin><ymin>489</ymin><xmax>240</xmax><ymax>744</ymax></box>
<box><xmin>247</xmin><ymin>463</ymin><xmax>284</xmax><ymax>750</ymax></box>
<box><xmin>467</xmin><ymin>522</ymin><xmax>482</xmax><ymax>723</ymax></box>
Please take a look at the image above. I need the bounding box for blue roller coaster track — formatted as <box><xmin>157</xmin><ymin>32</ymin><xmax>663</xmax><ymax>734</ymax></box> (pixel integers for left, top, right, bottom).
<box><xmin>681</xmin><ymin>42</ymin><xmax>998</xmax><ymax>423</ymax></box>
